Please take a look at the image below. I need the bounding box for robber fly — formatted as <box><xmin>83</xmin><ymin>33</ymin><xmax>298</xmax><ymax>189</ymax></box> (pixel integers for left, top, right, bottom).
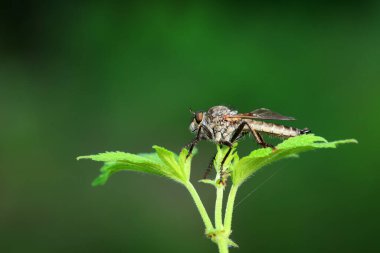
<box><xmin>185</xmin><ymin>105</ymin><xmax>311</xmax><ymax>182</ymax></box>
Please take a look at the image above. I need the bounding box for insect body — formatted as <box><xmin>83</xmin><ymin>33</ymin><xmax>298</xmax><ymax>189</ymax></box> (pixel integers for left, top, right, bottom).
<box><xmin>186</xmin><ymin>105</ymin><xmax>311</xmax><ymax>182</ymax></box>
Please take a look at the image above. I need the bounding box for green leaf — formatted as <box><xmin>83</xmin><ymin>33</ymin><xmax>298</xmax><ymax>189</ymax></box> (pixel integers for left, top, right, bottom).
<box><xmin>78</xmin><ymin>147</ymin><xmax>193</xmax><ymax>186</ymax></box>
<box><xmin>179</xmin><ymin>148</ymin><xmax>192</xmax><ymax>181</ymax></box>
<box><xmin>199</xmin><ymin>179</ymin><xmax>217</xmax><ymax>187</ymax></box>
<box><xmin>230</xmin><ymin>134</ymin><xmax>357</xmax><ymax>186</ymax></box>
<box><xmin>77</xmin><ymin>151</ymin><xmax>145</xmax><ymax>162</ymax></box>
<box><xmin>228</xmin><ymin>238</ymin><xmax>239</xmax><ymax>248</ymax></box>
<box><xmin>153</xmin><ymin>145</ymin><xmax>189</xmax><ymax>182</ymax></box>
<box><xmin>214</xmin><ymin>144</ymin><xmax>238</xmax><ymax>174</ymax></box>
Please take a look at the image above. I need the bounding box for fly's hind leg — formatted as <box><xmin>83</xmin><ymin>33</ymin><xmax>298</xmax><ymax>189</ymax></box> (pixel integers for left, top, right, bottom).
<box><xmin>250</xmin><ymin>128</ymin><xmax>276</xmax><ymax>149</ymax></box>
<box><xmin>236</xmin><ymin>121</ymin><xmax>275</xmax><ymax>149</ymax></box>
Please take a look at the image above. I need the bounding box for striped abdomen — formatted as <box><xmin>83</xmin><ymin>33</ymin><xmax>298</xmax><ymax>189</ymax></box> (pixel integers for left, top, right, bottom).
<box><xmin>247</xmin><ymin>120</ymin><xmax>310</xmax><ymax>138</ymax></box>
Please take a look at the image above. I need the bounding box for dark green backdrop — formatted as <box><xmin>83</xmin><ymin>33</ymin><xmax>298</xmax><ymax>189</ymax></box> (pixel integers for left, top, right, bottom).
<box><xmin>1</xmin><ymin>1</ymin><xmax>379</xmax><ymax>252</ymax></box>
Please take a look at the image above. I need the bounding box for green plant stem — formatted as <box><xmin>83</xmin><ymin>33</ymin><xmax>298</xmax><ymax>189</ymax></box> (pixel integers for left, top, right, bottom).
<box><xmin>185</xmin><ymin>181</ymin><xmax>214</xmax><ymax>231</ymax></box>
<box><xmin>215</xmin><ymin>186</ymin><xmax>224</xmax><ymax>229</ymax></box>
<box><xmin>217</xmin><ymin>239</ymin><xmax>229</xmax><ymax>253</ymax></box>
<box><xmin>224</xmin><ymin>184</ymin><xmax>239</xmax><ymax>234</ymax></box>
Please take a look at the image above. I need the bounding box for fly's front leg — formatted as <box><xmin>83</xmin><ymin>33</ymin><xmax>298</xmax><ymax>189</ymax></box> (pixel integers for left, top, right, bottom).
<box><xmin>185</xmin><ymin>125</ymin><xmax>211</xmax><ymax>159</ymax></box>
<box><xmin>184</xmin><ymin>139</ymin><xmax>198</xmax><ymax>159</ymax></box>
<box><xmin>185</xmin><ymin>139</ymin><xmax>199</xmax><ymax>160</ymax></box>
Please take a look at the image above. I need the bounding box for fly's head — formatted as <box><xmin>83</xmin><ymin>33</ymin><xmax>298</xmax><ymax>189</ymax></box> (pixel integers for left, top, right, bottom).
<box><xmin>189</xmin><ymin>109</ymin><xmax>205</xmax><ymax>133</ymax></box>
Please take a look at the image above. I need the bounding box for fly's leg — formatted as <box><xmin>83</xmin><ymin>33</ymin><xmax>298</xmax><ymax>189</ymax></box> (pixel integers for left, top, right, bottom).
<box><xmin>184</xmin><ymin>140</ymin><xmax>197</xmax><ymax>159</ymax></box>
<box><xmin>185</xmin><ymin>125</ymin><xmax>213</xmax><ymax>159</ymax></box>
<box><xmin>185</xmin><ymin>139</ymin><xmax>199</xmax><ymax>160</ymax></box>
<box><xmin>219</xmin><ymin>141</ymin><xmax>233</xmax><ymax>184</ymax></box>
<box><xmin>203</xmin><ymin>153</ymin><xmax>216</xmax><ymax>179</ymax></box>
<box><xmin>218</xmin><ymin>122</ymin><xmax>248</xmax><ymax>184</ymax></box>
<box><xmin>250</xmin><ymin>127</ymin><xmax>275</xmax><ymax>149</ymax></box>
<box><xmin>236</xmin><ymin>121</ymin><xmax>275</xmax><ymax>149</ymax></box>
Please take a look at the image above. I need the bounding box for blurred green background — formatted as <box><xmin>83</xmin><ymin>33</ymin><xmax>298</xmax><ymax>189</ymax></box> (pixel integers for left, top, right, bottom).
<box><xmin>1</xmin><ymin>1</ymin><xmax>379</xmax><ymax>252</ymax></box>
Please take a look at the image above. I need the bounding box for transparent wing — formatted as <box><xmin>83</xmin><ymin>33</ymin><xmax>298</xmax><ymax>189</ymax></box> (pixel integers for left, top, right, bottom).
<box><xmin>227</xmin><ymin>108</ymin><xmax>295</xmax><ymax>120</ymax></box>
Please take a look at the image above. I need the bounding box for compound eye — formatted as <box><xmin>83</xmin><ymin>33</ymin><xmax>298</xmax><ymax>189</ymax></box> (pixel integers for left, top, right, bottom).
<box><xmin>195</xmin><ymin>112</ymin><xmax>203</xmax><ymax>123</ymax></box>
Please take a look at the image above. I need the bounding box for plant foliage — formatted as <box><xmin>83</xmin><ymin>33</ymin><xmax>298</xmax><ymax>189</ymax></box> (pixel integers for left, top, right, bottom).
<box><xmin>78</xmin><ymin>134</ymin><xmax>357</xmax><ymax>253</ymax></box>
<box><xmin>77</xmin><ymin>146</ymin><xmax>193</xmax><ymax>186</ymax></box>
<box><xmin>230</xmin><ymin>134</ymin><xmax>357</xmax><ymax>186</ymax></box>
